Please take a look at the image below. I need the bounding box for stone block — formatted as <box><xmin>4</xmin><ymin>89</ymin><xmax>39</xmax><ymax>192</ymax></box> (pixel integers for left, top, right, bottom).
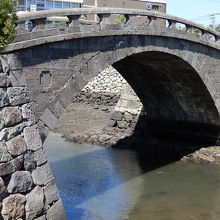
<box><xmin>2</xmin><ymin>107</ymin><xmax>22</xmax><ymax>126</ymax></box>
<box><xmin>46</xmin><ymin>199</ymin><xmax>67</xmax><ymax>220</ymax></box>
<box><xmin>24</xmin><ymin>151</ymin><xmax>37</xmax><ymax>172</ymax></box>
<box><xmin>5</xmin><ymin>54</ymin><xmax>22</xmax><ymax>70</ymax></box>
<box><xmin>111</xmin><ymin>111</ymin><xmax>123</xmax><ymax>121</ymax></box>
<box><xmin>1</xmin><ymin>194</ymin><xmax>26</xmax><ymax>220</ymax></box>
<box><xmin>0</xmin><ymin>123</ymin><xmax>25</xmax><ymax>141</ymax></box>
<box><xmin>7</xmin><ymin>87</ymin><xmax>30</xmax><ymax>106</ymax></box>
<box><xmin>32</xmin><ymin>163</ymin><xmax>54</xmax><ymax>186</ymax></box>
<box><xmin>0</xmin><ymin>88</ymin><xmax>9</xmax><ymax>108</ymax></box>
<box><xmin>35</xmin><ymin>215</ymin><xmax>46</xmax><ymax>220</ymax></box>
<box><xmin>24</xmin><ymin>125</ymin><xmax>42</xmax><ymax>151</ymax></box>
<box><xmin>107</xmin><ymin>119</ymin><xmax>116</xmax><ymax>127</ymax></box>
<box><xmin>0</xmin><ymin>155</ymin><xmax>23</xmax><ymax>176</ymax></box>
<box><xmin>34</xmin><ymin>148</ymin><xmax>47</xmax><ymax>166</ymax></box>
<box><xmin>124</xmin><ymin>112</ymin><xmax>133</xmax><ymax>122</ymax></box>
<box><xmin>21</xmin><ymin>103</ymin><xmax>35</xmax><ymax>126</ymax></box>
<box><xmin>44</xmin><ymin>180</ymin><xmax>60</xmax><ymax>206</ymax></box>
<box><xmin>0</xmin><ymin>73</ymin><xmax>8</xmax><ymax>87</ymax></box>
<box><xmin>26</xmin><ymin>186</ymin><xmax>45</xmax><ymax>220</ymax></box>
<box><xmin>40</xmin><ymin>108</ymin><xmax>57</xmax><ymax>130</ymax></box>
<box><xmin>0</xmin><ymin>177</ymin><xmax>8</xmax><ymax>201</ymax></box>
<box><xmin>9</xmin><ymin>69</ymin><xmax>27</xmax><ymax>87</ymax></box>
<box><xmin>7</xmin><ymin>171</ymin><xmax>33</xmax><ymax>193</ymax></box>
<box><xmin>6</xmin><ymin>135</ymin><xmax>27</xmax><ymax>156</ymax></box>
<box><xmin>0</xmin><ymin>142</ymin><xmax>13</xmax><ymax>163</ymax></box>
<box><xmin>117</xmin><ymin>120</ymin><xmax>128</xmax><ymax>129</ymax></box>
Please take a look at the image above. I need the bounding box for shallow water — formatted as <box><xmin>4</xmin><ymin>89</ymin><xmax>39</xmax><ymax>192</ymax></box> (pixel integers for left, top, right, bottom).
<box><xmin>44</xmin><ymin>133</ymin><xmax>220</xmax><ymax>220</ymax></box>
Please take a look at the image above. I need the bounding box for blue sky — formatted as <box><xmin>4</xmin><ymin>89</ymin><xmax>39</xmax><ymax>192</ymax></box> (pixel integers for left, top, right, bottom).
<box><xmin>167</xmin><ymin>0</ymin><xmax>220</xmax><ymax>27</ymax></box>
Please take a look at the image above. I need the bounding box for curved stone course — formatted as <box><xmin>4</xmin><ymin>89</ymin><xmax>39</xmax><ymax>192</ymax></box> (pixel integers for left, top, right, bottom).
<box><xmin>4</xmin><ymin>8</ymin><xmax>220</xmax><ymax>52</ymax></box>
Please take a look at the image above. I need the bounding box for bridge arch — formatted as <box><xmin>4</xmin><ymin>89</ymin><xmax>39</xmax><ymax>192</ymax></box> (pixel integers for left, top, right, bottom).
<box><xmin>12</xmin><ymin>34</ymin><xmax>219</xmax><ymax>143</ymax></box>
<box><xmin>1</xmin><ymin>8</ymin><xmax>220</xmax><ymax>219</ymax></box>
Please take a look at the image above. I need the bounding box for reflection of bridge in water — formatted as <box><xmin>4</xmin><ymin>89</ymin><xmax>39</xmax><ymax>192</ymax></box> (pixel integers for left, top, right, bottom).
<box><xmin>0</xmin><ymin>8</ymin><xmax>220</xmax><ymax>219</ymax></box>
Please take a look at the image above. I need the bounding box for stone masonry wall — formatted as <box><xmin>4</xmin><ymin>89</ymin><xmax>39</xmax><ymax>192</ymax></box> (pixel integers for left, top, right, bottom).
<box><xmin>107</xmin><ymin>84</ymin><xmax>144</xmax><ymax>132</ymax></box>
<box><xmin>0</xmin><ymin>55</ymin><xmax>66</xmax><ymax>220</ymax></box>
<box><xmin>82</xmin><ymin>66</ymin><xmax>127</xmax><ymax>94</ymax></box>
<box><xmin>81</xmin><ymin>67</ymin><xmax>144</xmax><ymax>133</ymax></box>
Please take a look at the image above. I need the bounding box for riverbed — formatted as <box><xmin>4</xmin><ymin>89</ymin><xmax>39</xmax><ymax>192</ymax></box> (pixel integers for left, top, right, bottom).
<box><xmin>44</xmin><ymin>132</ymin><xmax>220</xmax><ymax>220</ymax></box>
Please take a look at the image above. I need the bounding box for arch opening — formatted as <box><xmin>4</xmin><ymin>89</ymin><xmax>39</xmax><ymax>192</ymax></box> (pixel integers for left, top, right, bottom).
<box><xmin>113</xmin><ymin>51</ymin><xmax>220</xmax><ymax>144</ymax></box>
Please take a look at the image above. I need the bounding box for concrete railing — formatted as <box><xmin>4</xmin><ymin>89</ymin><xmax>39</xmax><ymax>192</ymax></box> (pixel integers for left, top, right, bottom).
<box><xmin>4</xmin><ymin>8</ymin><xmax>220</xmax><ymax>52</ymax></box>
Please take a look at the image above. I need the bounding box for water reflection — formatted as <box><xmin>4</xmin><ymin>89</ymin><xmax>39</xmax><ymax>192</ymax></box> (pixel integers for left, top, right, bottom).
<box><xmin>44</xmin><ymin>133</ymin><xmax>220</xmax><ymax>220</ymax></box>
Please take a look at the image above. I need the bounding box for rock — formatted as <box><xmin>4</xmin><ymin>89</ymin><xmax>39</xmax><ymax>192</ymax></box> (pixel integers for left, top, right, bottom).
<box><xmin>22</xmin><ymin>103</ymin><xmax>35</xmax><ymax>126</ymax></box>
<box><xmin>0</xmin><ymin>88</ymin><xmax>9</xmax><ymax>108</ymax></box>
<box><xmin>0</xmin><ymin>155</ymin><xmax>23</xmax><ymax>176</ymax></box>
<box><xmin>1</xmin><ymin>194</ymin><xmax>26</xmax><ymax>220</ymax></box>
<box><xmin>7</xmin><ymin>171</ymin><xmax>33</xmax><ymax>193</ymax></box>
<box><xmin>0</xmin><ymin>177</ymin><xmax>8</xmax><ymax>201</ymax></box>
<box><xmin>124</xmin><ymin>112</ymin><xmax>133</xmax><ymax>122</ymax></box>
<box><xmin>2</xmin><ymin>107</ymin><xmax>22</xmax><ymax>126</ymax></box>
<box><xmin>26</xmin><ymin>186</ymin><xmax>45</xmax><ymax>220</ymax></box>
<box><xmin>34</xmin><ymin>148</ymin><xmax>47</xmax><ymax>166</ymax></box>
<box><xmin>35</xmin><ymin>215</ymin><xmax>46</xmax><ymax>220</ymax></box>
<box><xmin>0</xmin><ymin>123</ymin><xmax>25</xmax><ymax>141</ymax></box>
<box><xmin>32</xmin><ymin>163</ymin><xmax>54</xmax><ymax>186</ymax></box>
<box><xmin>0</xmin><ymin>73</ymin><xmax>8</xmax><ymax>87</ymax></box>
<box><xmin>7</xmin><ymin>87</ymin><xmax>29</xmax><ymax>106</ymax></box>
<box><xmin>117</xmin><ymin>120</ymin><xmax>128</xmax><ymax>129</ymax></box>
<box><xmin>107</xmin><ymin>119</ymin><xmax>116</xmax><ymax>127</ymax></box>
<box><xmin>46</xmin><ymin>199</ymin><xmax>67</xmax><ymax>220</ymax></box>
<box><xmin>6</xmin><ymin>135</ymin><xmax>27</xmax><ymax>156</ymax></box>
<box><xmin>24</xmin><ymin>125</ymin><xmax>42</xmax><ymax>151</ymax></box>
<box><xmin>111</xmin><ymin>111</ymin><xmax>123</xmax><ymax>121</ymax></box>
<box><xmin>24</xmin><ymin>151</ymin><xmax>37</xmax><ymax>172</ymax></box>
<box><xmin>44</xmin><ymin>180</ymin><xmax>60</xmax><ymax>206</ymax></box>
<box><xmin>0</xmin><ymin>142</ymin><xmax>13</xmax><ymax>163</ymax></box>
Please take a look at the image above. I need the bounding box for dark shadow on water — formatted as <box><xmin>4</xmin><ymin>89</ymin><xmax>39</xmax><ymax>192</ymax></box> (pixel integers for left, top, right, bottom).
<box><xmin>112</xmin><ymin>112</ymin><xmax>217</xmax><ymax>173</ymax></box>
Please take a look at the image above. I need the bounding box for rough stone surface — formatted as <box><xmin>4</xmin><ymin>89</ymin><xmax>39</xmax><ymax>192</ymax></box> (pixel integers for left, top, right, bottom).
<box><xmin>0</xmin><ymin>156</ymin><xmax>23</xmax><ymax>176</ymax></box>
<box><xmin>46</xmin><ymin>199</ymin><xmax>67</xmax><ymax>220</ymax></box>
<box><xmin>0</xmin><ymin>142</ymin><xmax>13</xmax><ymax>163</ymax></box>
<box><xmin>2</xmin><ymin>107</ymin><xmax>22</xmax><ymax>126</ymax></box>
<box><xmin>22</xmin><ymin>103</ymin><xmax>35</xmax><ymax>126</ymax></box>
<box><xmin>7</xmin><ymin>171</ymin><xmax>33</xmax><ymax>193</ymax></box>
<box><xmin>6</xmin><ymin>135</ymin><xmax>27</xmax><ymax>156</ymax></box>
<box><xmin>83</xmin><ymin>66</ymin><xmax>126</xmax><ymax>94</ymax></box>
<box><xmin>44</xmin><ymin>180</ymin><xmax>60</xmax><ymax>206</ymax></box>
<box><xmin>35</xmin><ymin>215</ymin><xmax>46</xmax><ymax>220</ymax></box>
<box><xmin>24</xmin><ymin>125</ymin><xmax>42</xmax><ymax>151</ymax></box>
<box><xmin>0</xmin><ymin>123</ymin><xmax>25</xmax><ymax>141</ymax></box>
<box><xmin>24</xmin><ymin>151</ymin><xmax>37</xmax><ymax>172</ymax></box>
<box><xmin>1</xmin><ymin>194</ymin><xmax>26</xmax><ymax>220</ymax></box>
<box><xmin>0</xmin><ymin>177</ymin><xmax>8</xmax><ymax>201</ymax></box>
<box><xmin>26</xmin><ymin>186</ymin><xmax>45</xmax><ymax>220</ymax></box>
<box><xmin>7</xmin><ymin>87</ymin><xmax>29</xmax><ymax>106</ymax></box>
<box><xmin>0</xmin><ymin>88</ymin><xmax>9</xmax><ymax>108</ymax></box>
<box><xmin>34</xmin><ymin>148</ymin><xmax>47</xmax><ymax>166</ymax></box>
<box><xmin>32</xmin><ymin>163</ymin><xmax>54</xmax><ymax>186</ymax></box>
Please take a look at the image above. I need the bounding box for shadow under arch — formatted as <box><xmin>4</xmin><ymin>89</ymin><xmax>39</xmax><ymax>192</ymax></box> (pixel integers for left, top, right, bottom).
<box><xmin>112</xmin><ymin>50</ymin><xmax>220</xmax><ymax>144</ymax></box>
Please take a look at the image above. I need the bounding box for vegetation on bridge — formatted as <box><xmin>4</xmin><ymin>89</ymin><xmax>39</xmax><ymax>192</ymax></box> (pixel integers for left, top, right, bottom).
<box><xmin>0</xmin><ymin>0</ymin><xmax>17</xmax><ymax>50</ymax></box>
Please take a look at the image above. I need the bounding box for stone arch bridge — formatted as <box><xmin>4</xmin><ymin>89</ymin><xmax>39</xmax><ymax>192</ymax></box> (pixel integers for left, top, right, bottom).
<box><xmin>0</xmin><ymin>8</ymin><xmax>220</xmax><ymax>219</ymax></box>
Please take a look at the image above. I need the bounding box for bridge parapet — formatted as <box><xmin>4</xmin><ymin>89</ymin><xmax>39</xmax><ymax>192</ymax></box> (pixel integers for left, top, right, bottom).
<box><xmin>5</xmin><ymin>8</ymin><xmax>220</xmax><ymax>52</ymax></box>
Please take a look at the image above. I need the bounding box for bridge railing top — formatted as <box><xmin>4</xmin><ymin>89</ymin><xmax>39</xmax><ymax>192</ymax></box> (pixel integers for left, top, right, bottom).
<box><xmin>16</xmin><ymin>7</ymin><xmax>220</xmax><ymax>36</ymax></box>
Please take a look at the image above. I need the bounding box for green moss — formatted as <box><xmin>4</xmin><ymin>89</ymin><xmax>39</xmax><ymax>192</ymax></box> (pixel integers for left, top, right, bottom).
<box><xmin>0</xmin><ymin>0</ymin><xmax>17</xmax><ymax>50</ymax></box>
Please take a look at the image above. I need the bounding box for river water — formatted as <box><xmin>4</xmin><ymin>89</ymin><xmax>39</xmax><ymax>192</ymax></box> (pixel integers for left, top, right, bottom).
<box><xmin>44</xmin><ymin>133</ymin><xmax>220</xmax><ymax>220</ymax></box>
